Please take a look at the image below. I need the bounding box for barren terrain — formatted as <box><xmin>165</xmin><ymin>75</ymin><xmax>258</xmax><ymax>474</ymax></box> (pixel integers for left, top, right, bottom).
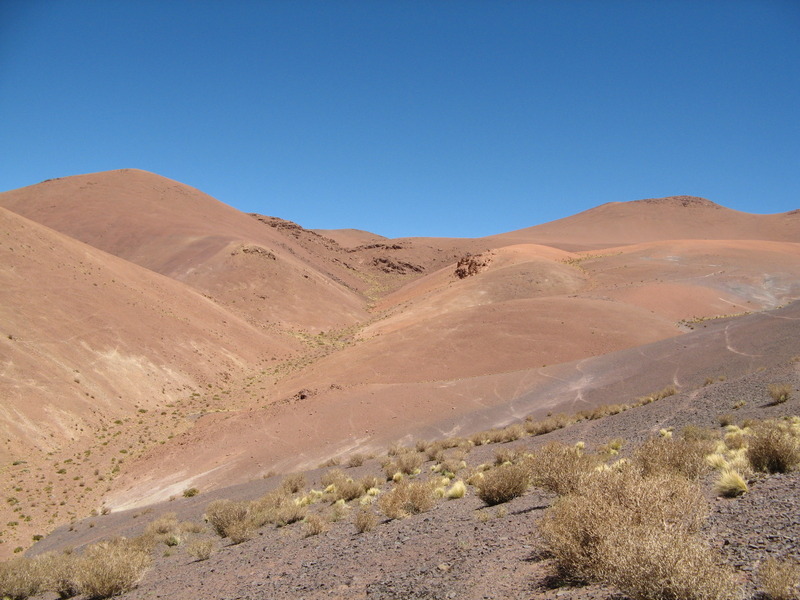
<box><xmin>1</xmin><ymin>169</ymin><xmax>799</xmax><ymax>599</ymax></box>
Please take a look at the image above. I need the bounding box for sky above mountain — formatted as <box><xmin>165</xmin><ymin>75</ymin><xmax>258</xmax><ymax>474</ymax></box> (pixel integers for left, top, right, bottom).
<box><xmin>1</xmin><ymin>0</ymin><xmax>798</xmax><ymax>238</ymax></box>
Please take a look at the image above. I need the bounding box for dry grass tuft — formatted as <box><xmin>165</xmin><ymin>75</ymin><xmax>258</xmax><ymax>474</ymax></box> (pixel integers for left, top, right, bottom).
<box><xmin>186</xmin><ymin>539</ymin><xmax>215</xmax><ymax>561</ymax></box>
<box><xmin>714</xmin><ymin>469</ymin><xmax>748</xmax><ymax>497</ymax></box>
<box><xmin>382</xmin><ymin>451</ymin><xmax>424</xmax><ymax>478</ymax></box>
<box><xmin>633</xmin><ymin>436</ymin><xmax>711</xmax><ymax>481</ymax></box>
<box><xmin>354</xmin><ymin>508</ymin><xmax>378</xmax><ymax>533</ymax></box>
<box><xmin>0</xmin><ymin>556</ymin><xmax>42</xmax><ymax>600</ymax></box>
<box><xmin>303</xmin><ymin>513</ymin><xmax>329</xmax><ymax>537</ymax></box>
<box><xmin>75</xmin><ymin>539</ymin><xmax>151</xmax><ymax>599</ymax></box>
<box><xmin>204</xmin><ymin>499</ymin><xmax>250</xmax><ymax>538</ymax></box>
<box><xmin>281</xmin><ymin>473</ymin><xmax>306</xmax><ymax>494</ymax></box>
<box><xmin>475</xmin><ymin>463</ymin><xmax>529</xmax><ymax>505</ymax></box>
<box><xmin>538</xmin><ymin>467</ymin><xmax>734</xmax><ymax>599</ymax></box>
<box><xmin>768</xmin><ymin>383</ymin><xmax>793</xmax><ymax>405</ymax></box>
<box><xmin>446</xmin><ymin>480</ymin><xmax>467</xmax><ymax>499</ymax></box>
<box><xmin>747</xmin><ymin>422</ymin><xmax>800</xmax><ymax>474</ymax></box>
<box><xmin>758</xmin><ymin>557</ymin><xmax>800</xmax><ymax>600</ymax></box>
<box><xmin>525</xmin><ymin>442</ymin><xmax>598</xmax><ymax>496</ymax></box>
<box><xmin>347</xmin><ymin>453</ymin><xmax>365</xmax><ymax>468</ymax></box>
<box><xmin>378</xmin><ymin>479</ymin><xmax>436</xmax><ymax>519</ymax></box>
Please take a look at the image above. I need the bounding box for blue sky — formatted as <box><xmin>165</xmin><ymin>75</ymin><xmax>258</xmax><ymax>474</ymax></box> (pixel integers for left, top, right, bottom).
<box><xmin>1</xmin><ymin>1</ymin><xmax>798</xmax><ymax>238</ymax></box>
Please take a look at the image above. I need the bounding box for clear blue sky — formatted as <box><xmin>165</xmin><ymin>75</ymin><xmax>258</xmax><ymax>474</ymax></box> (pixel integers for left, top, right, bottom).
<box><xmin>1</xmin><ymin>1</ymin><xmax>798</xmax><ymax>238</ymax></box>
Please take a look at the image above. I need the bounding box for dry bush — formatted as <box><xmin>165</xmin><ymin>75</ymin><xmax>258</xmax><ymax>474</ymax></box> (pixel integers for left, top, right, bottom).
<box><xmin>525</xmin><ymin>442</ymin><xmax>598</xmax><ymax>496</ymax></box>
<box><xmin>250</xmin><ymin>491</ymin><xmax>306</xmax><ymax>527</ymax></box>
<box><xmin>321</xmin><ymin>468</ymin><xmax>348</xmax><ymax>488</ymax></box>
<box><xmin>360</xmin><ymin>474</ymin><xmax>382</xmax><ymax>491</ymax></box>
<box><xmin>718</xmin><ymin>413</ymin><xmax>734</xmax><ymax>427</ymax></box>
<box><xmin>525</xmin><ymin>413</ymin><xmax>573</xmax><ymax>436</ymax></box>
<box><xmin>205</xmin><ymin>499</ymin><xmax>250</xmax><ymax>538</ymax></box>
<box><xmin>186</xmin><ymin>539</ymin><xmax>215</xmax><ymax>561</ymax></box>
<box><xmin>354</xmin><ymin>508</ymin><xmax>378</xmax><ymax>533</ymax></box>
<box><xmin>475</xmin><ymin>463</ymin><xmax>529</xmax><ymax>505</ymax></box>
<box><xmin>303</xmin><ymin>514</ymin><xmax>329</xmax><ymax>537</ymax></box>
<box><xmin>633</xmin><ymin>437</ymin><xmax>711</xmax><ymax>481</ymax></box>
<box><xmin>682</xmin><ymin>425</ymin><xmax>720</xmax><ymax>442</ymax></box>
<box><xmin>768</xmin><ymin>384</ymin><xmax>793</xmax><ymax>405</ymax></box>
<box><xmin>599</xmin><ymin>525</ymin><xmax>738</xmax><ymax>600</ymax></box>
<box><xmin>382</xmin><ymin>451</ymin><xmax>424</xmax><ymax>478</ymax></box>
<box><xmin>179</xmin><ymin>520</ymin><xmax>205</xmax><ymax>534</ymax></box>
<box><xmin>494</xmin><ymin>447</ymin><xmax>523</xmax><ymax>465</ymax></box>
<box><xmin>378</xmin><ymin>480</ymin><xmax>436</xmax><ymax>519</ymax></box>
<box><xmin>0</xmin><ymin>556</ymin><xmax>42</xmax><ymax>600</ymax></box>
<box><xmin>714</xmin><ymin>469</ymin><xmax>748</xmax><ymax>497</ymax></box>
<box><xmin>500</xmin><ymin>423</ymin><xmax>525</xmax><ymax>442</ymax></box>
<box><xmin>636</xmin><ymin>384</ymin><xmax>678</xmax><ymax>405</ymax></box>
<box><xmin>758</xmin><ymin>557</ymin><xmax>800</xmax><ymax>600</ymax></box>
<box><xmin>226</xmin><ymin>520</ymin><xmax>256</xmax><ymax>544</ymax></box>
<box><xmin>538</xmin><ymin>467</ymin><xmax>732</xmax><ymax>598</ymax></box>
<box><xmin>35</xmin><ymin>551</ymin><xmax>80</xmax><ymax>599</ymax></box>
<box><xmin>347</xmin><ymin>453</ymin><xmax>365</xmax><ymax>468</ymax></box>
<box><xmin>747</xmin><ymin>424</ymin><xmax>800</xmax><ymax>473</ymax></box>
<box><xmin>145</xmin><ymin>512</ymin><xmax>179</xmax><ymax>536</ymax></box>
<box><xmin>75</xmin><ymin>539</ymin><xmax>151</xmax><ymax>599</ymax></box>
<box><xmin>280</xmin><ymin>473</ymin><xmax>306</xmax><ymax>494</ymax></box>
<box><xmin>387</xmin><ymin>442</ymin><xmax>408</xmax><ymax>456</ymax></box>
<box><xmin>333</xmin><ymin>477</ymin><xmax>364</xmax><ymax>502</ymax></box>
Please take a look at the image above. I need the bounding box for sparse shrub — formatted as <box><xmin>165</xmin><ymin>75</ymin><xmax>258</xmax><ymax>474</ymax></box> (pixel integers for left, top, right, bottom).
<box><xmin>747</xmin><ymin>423</ymin><xmax>800</xmax><ymax>473</ymax></box>
<box><xmin>182</xmin><ymin>487</ymin><xmax>199</xmax><ymax>497</ymax></box>
<box><xmin>249</xmin><ymin>490</ymin><xmax>306</xmax><ymax>527</ymax></box>
<box><xmin>494</xmin><ymin>447</ymin><xmax>522</xmax><ymax>465</ymax></box>
<box><xmin>179</xmin><ymin>520</ymin><xmax>205</xmax><ymax>534</ymax></box>
<box><xmin>333</xmin><ymin>478</ymin><xmax>364</xmax><ymax>502</ymax></box>
<box><xmin>186</xmin><ymin>539</ymin><xmax>214</xmax><ymax>561</ymax></box>
<box><xmin>758</xmin><ymin>557</ymin><xmax>800</xmax><ymax>600</ymax></box>
<box><xmin>475</xmin><ymin>463</ymin><xmax>528</xmax><ymax>505</ymax></box>
<box><xmin>382</xmin><ymin>451</ymin><xmax>424</xmax><ymax>478</ymax></box>
<box><xmin>145</xmin><ymin>513</ymin><xmax>178</xmax><ymax>536</ymax></box>
<box><xmin>538</xmin><ymin>467</ymin><xmax>732</xmax><ymax>598</ymax></box>
<box><xmin>714</xmin><ymin>469</ymin><xmax>748</xmax><ymax>497</ymax></box>
<box><xmin>636</xmin><ymin>385</ymin><xmax>677</xmax><ymax>405</ymax></box>
<box><xmin>360</xmin><ymin>474</ymin><xmax>382</xmax><ymax>491</ymax></box>
<box><xmin>303</xmin><ymin>514</ymin><xmax>329</xmax><ymax>537</ymax></box>
<box><xmin>34</xmin><ymin>551</ymin><xmax>79</xmax><ymax>599</ymax></box>
<box><xmin>280</xmin><ymin>473</ymin><xmax>306</xmax><ymax>494</ymax></box>
<box><xmin>598</xmin><ymin>525</ymin><xmax>739</xmax><ymax>600</ymax></box>
<box><xmin>633</xmin><ymin>436</ymin><xmax>710</xmax><ymax>481</ymax></box>
<box><xmin>354</xmin><ymin>508</ymin><xmax>377</xmax><ymax>533</ymax></box>
<box><xmin>768</xmin><ymin>384</ymin><xmax>793</xmax><ymax>405</ymax></box>
<box><xmin>500</xmin><ymin>423</ymin><xmax>525</xmax><ymax>442</ymax></box>
<box><xmin>225</xmin><ymin>519</ymin><xmax>256</xmax><ymax>544</ymax></box>
<box><xmin>347</xmin><ymin>453</ymin><xmax>365</xmax><ymax>468</ymax></box>
<box><xmin>0</xmin><ymin>556</ymin><xmax>41</xmax><ymax>600</ymax></box>
<box><xmin>525</xmin><ymin>442</ymin><xmax>598</xmax><ymax>496</ymax></box>
<box><xmin>75</xmin><ymin>539</ymin><xmax>151</xmax><ymax>599</ymax></box>
<box><xmin>321</xmin><ymin>468</ymin><xmax>347</xmax><ymax>489</ymax></box>
<box><xmin>718</xmin><ymin>414</ymin><xmax>734</xmax><ymax>427</ymax></box>
<box><xmin>378</xmin><ymin>480</ymin><xmax>436</xmax><ymax>519</ymax></box>
<box><xmin>682</xmin><ymin>425</ymin><xmax>719</xmax><ymax>442</ymax></box>
<box><xmin>204</xmin><ymin>499</ymin><xmax>249</xmax><ymax>538</ymax></box>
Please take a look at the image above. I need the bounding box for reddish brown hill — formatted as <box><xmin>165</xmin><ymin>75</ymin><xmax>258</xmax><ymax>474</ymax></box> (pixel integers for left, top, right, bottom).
<box><xmin>489</xmin><ymin>196</ymin><xmax>800</xmax><ymax>251</ymax></box>
<box><xmin>0</xmin><ymin>170</ymin><xmax>368</xmax><ymax>332</ymax></box>
<box><xmin>0</xmin><ymin>206</ymin><xmax>300</xmax><ymax>553</ymax></box>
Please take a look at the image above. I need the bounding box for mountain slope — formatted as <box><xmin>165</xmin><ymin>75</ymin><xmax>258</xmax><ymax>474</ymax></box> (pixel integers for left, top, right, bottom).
<box><xmin>489</xmin><ymin>196</ymin><xmax>800</xmax><ymax>250</ymax></box>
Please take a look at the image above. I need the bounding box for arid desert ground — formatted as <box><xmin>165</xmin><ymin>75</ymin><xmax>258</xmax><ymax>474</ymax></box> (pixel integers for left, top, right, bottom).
<box><xmin>1</xmin><ymin>169</ymin><xmax>798</xmax><ymax>599</ymax></box>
